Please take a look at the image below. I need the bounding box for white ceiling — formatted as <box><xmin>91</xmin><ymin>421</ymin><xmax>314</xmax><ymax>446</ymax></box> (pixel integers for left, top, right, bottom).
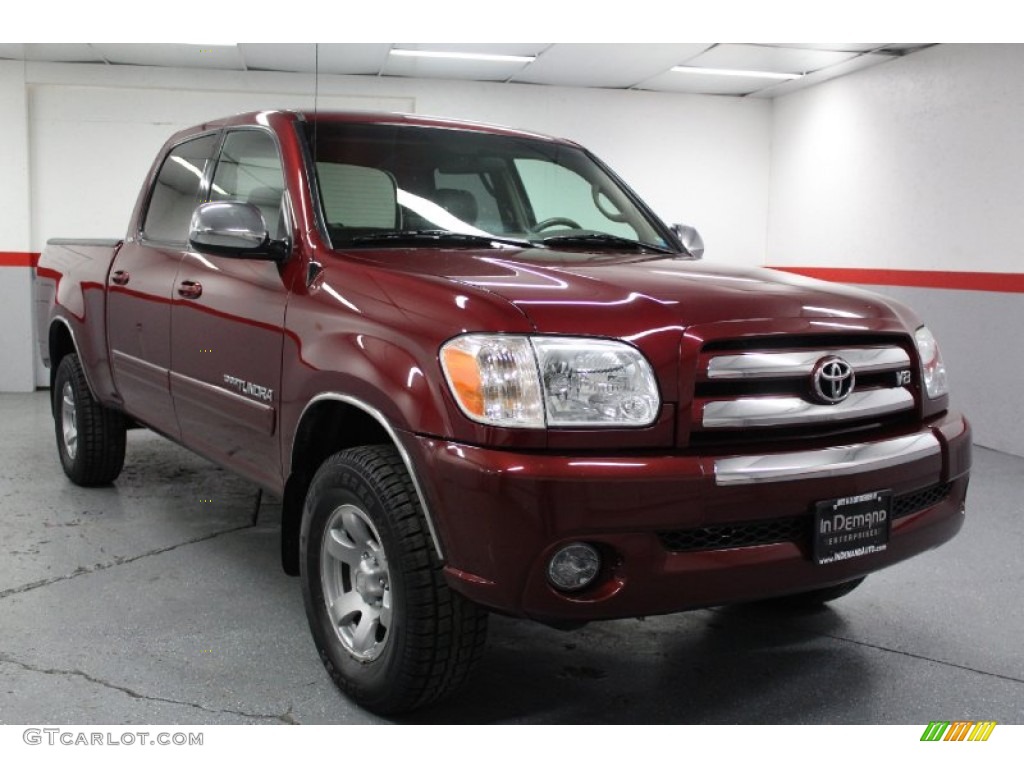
<box><xmin>0</xmin><ymin>43</ymin><xmax>931</xmax><ymax>98</ymax></box>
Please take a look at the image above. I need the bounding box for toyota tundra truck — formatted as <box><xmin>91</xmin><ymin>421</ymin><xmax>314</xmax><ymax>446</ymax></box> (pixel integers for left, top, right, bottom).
<box><xmin>35</xmin><ymin>110</ymin><xmax>972</xmax><ymax>714</ymax></box>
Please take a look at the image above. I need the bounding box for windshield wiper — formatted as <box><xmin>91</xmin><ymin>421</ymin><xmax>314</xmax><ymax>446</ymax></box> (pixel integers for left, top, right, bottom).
<box><xmin>537</xmin><ymin>232</ymin><xmax>676</xmax><ymax>255</ymax></box>
<box><xmin>350</xmin><ymin>230</ymin><xmax>535</xmax><ymax>249</ymax></box>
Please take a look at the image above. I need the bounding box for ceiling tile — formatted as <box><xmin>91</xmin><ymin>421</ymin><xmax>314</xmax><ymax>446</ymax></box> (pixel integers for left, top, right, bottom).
<box><xmin>768</xmin><ymin>43</ymin><xmax>886</xmax><ymax>53</ymax></box>
<box><xmin>240</xmin><ymin>43</ymin><xmax>390</xmax><ymax>74</ymax></box>
<box><xmin>513</xmin><ymin>43</ymin><xmax>712</xmax><ymax>88</ymax></box>
<box><xmin>317</xmin><ymin>44</ymin><xmax>392</xmax><ymax>74</ymax></box>
<box><xmin>381</xmin><ymin>54</ymin><xmax>531</xmax><ymax>82</ymax></box>
<box><xmin>240</xmin><ymin>43</ymin><xmax>317</xmax><ymax>72</ymax></box>
<box><xmin>748</xmin><ymin>52</ymin><xmax>896</xmax><ymax>98</ymax></box>
<box><xmin>0</xmin><ymin>44</ymin><xmax>108</xmax><ymax>63</ymax></box>
<box><xmin>637</xmin><ymin>69</ymin><xmax>774</xmax><ymax>97</ymax></box>
<box><xmin>92</xmin><ymin>43</ymin><xmax>245</xmax><ymax>71</ymax></box>
<box><xmin>0</xmin><ymin>41</ymin><xmax>930</xmax><ymax>98</ymax></box>
<box><xmin>684</xmin><ymin>44</ymin><xmax>857</xmax><ymax>75</ymax></box>
<box><xmin>26</xmin><ymin>44</ymin><xmax>107</xmax><ymax>63</ymax></box>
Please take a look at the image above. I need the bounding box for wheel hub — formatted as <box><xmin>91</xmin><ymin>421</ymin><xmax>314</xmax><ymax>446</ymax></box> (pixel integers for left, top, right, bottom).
<box><xmin>354</xmin><ymin>556</ymin><xmax>387</xmax><ymax>603</ymax></box>
<box><xmin>320</xmin><ymin>503</ymin><xmax>393</xmax><ymax>661</ymax></box>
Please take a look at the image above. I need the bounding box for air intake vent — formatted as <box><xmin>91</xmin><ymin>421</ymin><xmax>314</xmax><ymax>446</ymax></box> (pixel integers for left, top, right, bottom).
<box><xmin>657</xmin><ymin>481</ymin><xmax>953</xmax><ymax>553</ymax></box>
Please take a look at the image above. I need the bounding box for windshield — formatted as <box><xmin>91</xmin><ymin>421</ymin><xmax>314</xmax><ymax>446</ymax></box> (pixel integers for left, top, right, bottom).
<box><xmin>303</xmin><ymin>121</ymin><xmax>676</xmax><ymax>253</ymax></box>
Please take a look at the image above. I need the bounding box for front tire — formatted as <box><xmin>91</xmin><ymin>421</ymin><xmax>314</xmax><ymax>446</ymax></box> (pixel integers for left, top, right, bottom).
<box><xmin>53</xmin><ymin>353</ymin><xmax>126</xmax><ymax>486</ymax></box>
<box><xmin>300</xmin><ymin>445</ymin><xmax>488</xmax><ymax>715</ymax></box>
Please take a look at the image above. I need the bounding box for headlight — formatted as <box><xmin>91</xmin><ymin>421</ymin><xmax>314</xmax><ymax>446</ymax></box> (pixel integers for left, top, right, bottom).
<box><xmin>914</xmin><ymin>326</ymin><xmax>948</xmax><ymax>399</ymax></box>
<box><xmin>440</xmin><ymin>334</ymin><xmax>660</xmax><ymax>428</ymax></box>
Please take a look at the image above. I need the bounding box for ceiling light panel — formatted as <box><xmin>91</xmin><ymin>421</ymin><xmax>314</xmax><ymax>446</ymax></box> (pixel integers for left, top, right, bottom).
<box><xmin>683</xmin><ymin>44</ymin><xmax>857</xmax><ymax>76</ymax></box>
<box><xmin>671</xmin><ymin>66</ymin><xmax>800</xmax><ymax>80</ymax></box>
<box><xmin>513</xmin><ymin>43</ymin><xmax>712</xmax><ymax>88</ymax></box>
<box><xmin>393</xmin><ymin>43</ymin><xmax>549</xmax><ymax>57</ymax></box>
<box><xmin>390</xmin><ymin>49</ymin><xmax>534</xmax><ymax>63</ymax></box>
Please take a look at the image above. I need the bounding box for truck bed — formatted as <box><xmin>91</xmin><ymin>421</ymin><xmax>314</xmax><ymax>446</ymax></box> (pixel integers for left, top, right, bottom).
<box><xmin>35</xmin><ymin>238</ymin><xmax>121</xmax><ymax>401</ymax></box>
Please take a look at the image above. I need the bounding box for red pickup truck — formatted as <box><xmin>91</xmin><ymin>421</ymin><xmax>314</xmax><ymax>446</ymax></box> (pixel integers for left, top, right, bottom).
<box><xmin>35</xmin><ymin>110</ymin><xmax>971</xmax><ymax>714</ymax></box>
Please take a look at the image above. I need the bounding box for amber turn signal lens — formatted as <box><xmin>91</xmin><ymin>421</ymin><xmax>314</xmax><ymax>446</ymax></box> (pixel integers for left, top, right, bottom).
<box><xmin>441</xmin><ymin>346</ymin><xmax>485</xmax><ymax>417</ymax></box>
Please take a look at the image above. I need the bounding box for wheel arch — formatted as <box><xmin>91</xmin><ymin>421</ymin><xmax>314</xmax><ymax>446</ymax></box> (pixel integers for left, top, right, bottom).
<box><xmin>48</xmin><ymin>317</ymin><xmax>96</xmax><ymax>412</ymax></box>
<box><xmin>280</xmin><ymin>392</ymin><xmax>444</xmax><ymax>576</ymax></box>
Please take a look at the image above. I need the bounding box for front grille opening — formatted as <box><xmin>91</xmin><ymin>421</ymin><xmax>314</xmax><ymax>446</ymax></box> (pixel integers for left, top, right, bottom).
<box><xmin>657</xmin><ymin>517</ymin><xmax>807</xmax><ymax>553</ymax></box>
<box><xmin>893</xmin><ymin>482</ymin><xmax>953</xmax><ymax>519</ymax></box>
<box><xmin>657</xmin><ymin>481</ymin><xmax>954</xmax><ymax>553</ymax></box>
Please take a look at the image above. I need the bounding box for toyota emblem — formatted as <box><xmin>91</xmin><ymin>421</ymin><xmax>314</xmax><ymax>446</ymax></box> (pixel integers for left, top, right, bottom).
<box><xmin>811</xmin><ymin>356</ymin><xmax>855</xmax><ymax>404</ymax></box>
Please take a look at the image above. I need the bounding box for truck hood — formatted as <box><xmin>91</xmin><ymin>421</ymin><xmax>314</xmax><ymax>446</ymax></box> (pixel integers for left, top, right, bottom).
<box><xmin>347</xmin><ymin>248</ymin><xmax>915</xmax><ymax>336</ymax></box>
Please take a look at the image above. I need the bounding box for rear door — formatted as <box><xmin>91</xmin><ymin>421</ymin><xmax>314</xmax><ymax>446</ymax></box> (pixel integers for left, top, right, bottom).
<box><xmin>107</xmin><ymin>133</ymin><xmax>220</xmax><ymax>438</ymax></box>
<box><xmin>168</xmin><ymin>128</ymin><xmax>291</xmax><ymax>489</ymax></box>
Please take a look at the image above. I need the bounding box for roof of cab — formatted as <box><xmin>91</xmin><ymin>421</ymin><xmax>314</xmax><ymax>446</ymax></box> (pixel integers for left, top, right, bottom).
<box><xmin>186</xmin><ymin>109</ymin><xmax>575</xmax><ymax>146</ymax></box>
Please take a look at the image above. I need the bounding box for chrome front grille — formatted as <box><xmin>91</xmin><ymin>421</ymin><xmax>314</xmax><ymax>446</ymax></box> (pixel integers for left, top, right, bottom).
<box><xmin>702</xmin><ymin>388</ymin><xmax>914</xmax><ymax>429</ymax></box>
<box><xmin>692</xmin><ymin>337</ymin><xmax>917</xmax><ymax>444</ymax></box>
<box><xmin>706</xmin><ymin>347</ymin><xmax>911</xmax><ymax>380</ymax></box>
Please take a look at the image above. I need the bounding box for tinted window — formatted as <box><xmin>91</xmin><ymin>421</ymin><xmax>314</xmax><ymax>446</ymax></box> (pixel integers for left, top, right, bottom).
<box><xmin>514</xmin><ymin>158</ymin><xmax>637</xmax><ymax>238</ymax></box>
<box><xmin>306</xmin><ymin>122</ymin><xmax>668</xmax><ymax>250</ymax></box>
<box><xmin>142</xmin><ymin>134</ymin><xmax>218</xmax><ymax>243</ymax></box>
<box><xmin>210</xmin><ymin>130</ymin><xmax>287</xmax><ymax>240</ymax></box>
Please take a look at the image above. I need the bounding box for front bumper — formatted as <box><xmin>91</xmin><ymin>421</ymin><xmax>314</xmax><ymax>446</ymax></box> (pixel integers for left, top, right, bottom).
<box><xmin>405</xmin><ymin>411</ymin><xmax>971</xmax><ymax>622</ymax></box>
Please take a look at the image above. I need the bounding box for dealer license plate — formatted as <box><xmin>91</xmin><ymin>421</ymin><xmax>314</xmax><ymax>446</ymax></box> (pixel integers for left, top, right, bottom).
<box><xmin>813</xmin><ymin>490</ymin><xmax>892</xmax><ymax>565</ymax></box>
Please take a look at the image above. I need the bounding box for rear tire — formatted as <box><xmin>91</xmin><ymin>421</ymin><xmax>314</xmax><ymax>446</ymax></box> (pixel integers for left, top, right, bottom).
<box><xmin>53</xmin><ymin>353</ymin><xmax>126</xmax><ymax>486</ymax></box>
<box><xmin>755</xmin><ymin>577</ymin><xmax>867</xmax><ymax>610</ymax></box>
<box><xmin>300</xmin><ymin>445</ymin><xmax>488</xmax><ymax>715</ymax></box>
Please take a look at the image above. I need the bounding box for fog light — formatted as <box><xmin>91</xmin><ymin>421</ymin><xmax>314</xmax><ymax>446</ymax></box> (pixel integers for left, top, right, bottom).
<box><xmin>547</xmin><ymin>543</ymin><xmax>601</xmax><ymax>592</ymax></box>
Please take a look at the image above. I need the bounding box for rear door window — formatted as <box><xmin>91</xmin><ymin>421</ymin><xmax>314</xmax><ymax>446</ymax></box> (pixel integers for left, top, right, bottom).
<box><xmin>142</xmin><ymin>134</ymin><xmax>219</xmax><ymax>244</ymax></box>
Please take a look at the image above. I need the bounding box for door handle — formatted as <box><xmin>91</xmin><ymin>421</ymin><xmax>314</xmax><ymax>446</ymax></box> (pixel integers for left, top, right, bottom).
<box><xmin>178</xmin><ymin>280</ymin><xmax>203</xmax><ymax>299</ymax></box>
<box><xmin>111</xmin><ymin>270</ymin><xmax>130</xmax><ymax>286</ymax></box>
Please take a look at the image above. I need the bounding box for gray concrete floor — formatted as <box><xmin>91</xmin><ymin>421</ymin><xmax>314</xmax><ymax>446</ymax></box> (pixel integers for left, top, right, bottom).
<box><xmin>0</xmin><ymin>391</ymin><xmax>1021</xmax><ymax>724</ymax></box>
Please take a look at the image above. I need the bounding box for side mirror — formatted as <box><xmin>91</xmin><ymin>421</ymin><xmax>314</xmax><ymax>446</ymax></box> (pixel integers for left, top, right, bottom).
<box><xmin>189</xmin><ymin>201</ymin><xmax>288</xmax><ymax>260</ymax></box>
<box><xmin>670</xmin><ymin>224</ymin><xmax>704</xmax><ymax>260</ymax></box>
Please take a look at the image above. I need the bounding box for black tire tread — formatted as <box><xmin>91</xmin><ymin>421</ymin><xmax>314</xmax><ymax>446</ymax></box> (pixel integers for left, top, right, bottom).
<box><xmin>305</xmin><ymin>445</ymin><xmax>487</xmax><ymax>714</ymax></box>
<box><xmin>54</xmin><ymin>354</ymin><xmax>126</xmax><ymax>486</ymax></box>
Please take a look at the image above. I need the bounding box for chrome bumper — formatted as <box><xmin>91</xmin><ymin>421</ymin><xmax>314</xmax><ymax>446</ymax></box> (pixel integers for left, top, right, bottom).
<box><xmin>714</xmin><ymin>432</ymin><xmax>941</xmax><ymax>486</ymax></box>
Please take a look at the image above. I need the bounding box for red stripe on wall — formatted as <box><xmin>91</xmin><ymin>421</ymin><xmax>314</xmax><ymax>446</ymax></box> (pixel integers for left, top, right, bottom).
<box><xmin>771</xmin><ymin>266</ymin><xmax>1024</xmax><ymax>294</ymax></box>
<box><xmin>0</xmin><ymin>252</ymin><xmax>39</xmax><ymax>268</ymax></box>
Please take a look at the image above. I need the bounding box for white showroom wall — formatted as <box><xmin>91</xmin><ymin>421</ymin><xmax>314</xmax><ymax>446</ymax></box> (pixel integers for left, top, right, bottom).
<box><xmin>768</xmin><ymin>44</ymin><xmax>1024</xmax><ymax>456</ymax></box>
<box><xmin>0</xmin><ymin>61</ymin><xmax>34</xmax><ymax>393</ymax></box>
<box><xmin>7</xmin><ymin>61</ymin><xmax>771</xmax><ymax>389</ymax></box>
<box><xmin>21</xmin><ymin>62</ymin><xmax>771</xmax><ymax>261</ymax></box>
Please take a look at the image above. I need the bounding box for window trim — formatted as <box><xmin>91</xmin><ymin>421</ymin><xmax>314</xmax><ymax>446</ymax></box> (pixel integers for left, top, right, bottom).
<box><xmin>138</xmin><ymin>130</ymin><xmax>222</xmax><ymax>248</ymax></box>
<box><xmin>206</xmin><ymin>126</ymin><xmax>291</xmax><ymax>243</ymax></box>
